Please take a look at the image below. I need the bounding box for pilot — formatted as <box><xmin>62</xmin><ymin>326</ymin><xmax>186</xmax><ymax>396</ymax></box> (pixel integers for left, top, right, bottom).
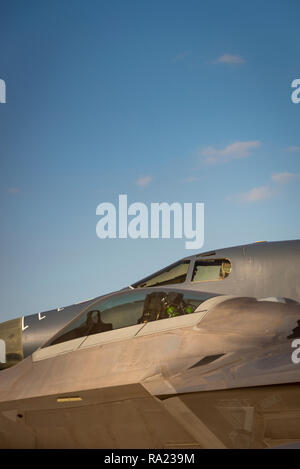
<box><xmin>160</xmin><ymin>292</ymin><xmax>185</xmax><ymax>318</ymax></box>
<box><xmin>138</xmin><ymin>292</ymin><xmax>165</xmax><ymax>323</ymax></box>
<box><xmin>161</xmin><ymin>292</ymin><xmax>196</xmax><ymax>318</ymax></box>
<box><xmin>86</xmin><ymin>310</ymin><xmax>113</xmax><ymax>335</ymax></box>
<box><xmin>138</xmin><ymin>291</ymin><xmax>196</xmax><ymax>324</ymax></box>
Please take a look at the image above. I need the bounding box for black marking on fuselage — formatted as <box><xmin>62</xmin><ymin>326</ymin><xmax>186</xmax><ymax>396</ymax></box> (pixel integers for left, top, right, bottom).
<box><xmin>287</xmin><ymin>320</ymin><xmax>300</xmax><ymax>339</ymax></box>
<box><xmin>190</xmin><ymin>354</ymin><xmax>225</xmax><ymax>369</ymax></box>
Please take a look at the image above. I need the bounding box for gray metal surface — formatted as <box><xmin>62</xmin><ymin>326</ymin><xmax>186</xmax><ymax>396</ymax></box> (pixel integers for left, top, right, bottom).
<box><xmin>0</xmin><ymin>295</ymin><xmax>299</xmax><ymax>448</ymax></box>
<box><xmin>0</xmin><ymin>240</ymin><xmax>300</xmax><ymax>448</ymax></box>
<box><xmin>2</xmin><ymin>239</ymin><xmax>300</xmax><ymax>366</ymax></box>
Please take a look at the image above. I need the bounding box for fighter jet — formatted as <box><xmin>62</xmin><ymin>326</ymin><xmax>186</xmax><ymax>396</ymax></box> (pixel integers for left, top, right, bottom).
<box><xmin>0</xmin><ymin>239</ymin><xmax>299</xmax><ymax>448</ymax></box>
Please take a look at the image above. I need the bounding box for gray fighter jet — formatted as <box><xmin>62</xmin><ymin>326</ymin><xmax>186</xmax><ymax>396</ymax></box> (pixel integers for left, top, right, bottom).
<box><xmin>0</xmin><ymin>239</ymin><xmax>299</xmax><ymax>448</ymax></box>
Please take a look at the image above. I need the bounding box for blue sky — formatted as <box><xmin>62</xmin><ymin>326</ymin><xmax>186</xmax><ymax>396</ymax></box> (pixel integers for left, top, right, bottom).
<box><xmin>0</xmin><ymin>0</ymin><xmax>300</xmax><ymax>320</ymax></box>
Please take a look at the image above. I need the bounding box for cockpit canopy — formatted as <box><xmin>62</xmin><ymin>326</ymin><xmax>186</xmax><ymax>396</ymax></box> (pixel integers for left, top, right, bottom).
<box><xmin>43</xmin><ymin>288</ymin><xmax>219</xmax><ymax>348</ymax></box>
<box><xmin>132</xmin><ymin>258</ymin><xmax>232</xmax><ymax>288</ymax></box>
